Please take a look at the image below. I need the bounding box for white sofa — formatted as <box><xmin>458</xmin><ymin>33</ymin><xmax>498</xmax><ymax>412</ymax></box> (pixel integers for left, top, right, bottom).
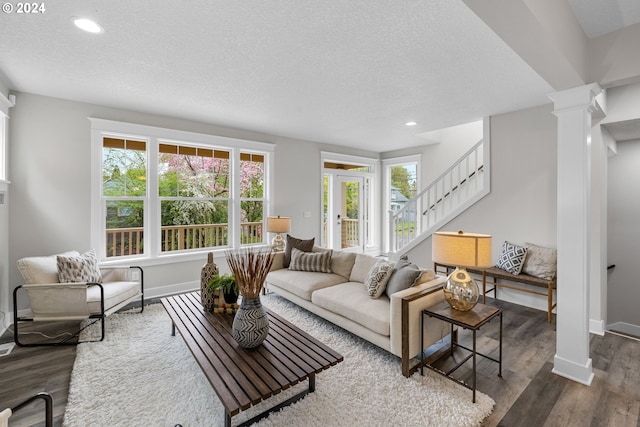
<box><xmin>266</xmin><ymin>248</ymin><xmax>450</xmax><ymax>377</ymax></box>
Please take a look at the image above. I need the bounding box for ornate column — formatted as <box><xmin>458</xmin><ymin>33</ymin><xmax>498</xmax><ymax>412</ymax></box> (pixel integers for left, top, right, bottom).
<box><xmin>548</xmin><ymin>83</ymin><xmax>603</xmax><ymax>386</ymax></box>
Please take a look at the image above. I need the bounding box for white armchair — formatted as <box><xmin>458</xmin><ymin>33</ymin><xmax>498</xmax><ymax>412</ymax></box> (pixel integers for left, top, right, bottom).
<box><xmin>13</xmin><ymin>250</ymin><xmax>143</xmax><ymax>346</ymax></box>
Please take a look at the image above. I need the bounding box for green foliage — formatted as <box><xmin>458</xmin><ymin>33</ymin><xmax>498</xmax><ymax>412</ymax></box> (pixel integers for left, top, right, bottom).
<box><xmin>207</xmin><ymin>274</ymin><xmax>239</xmax><ymax>297</ymax></box>
<box><xmin>391</xmin><ymin>166</ymin><xmax>416</xmax><ymax>199</ymax></box>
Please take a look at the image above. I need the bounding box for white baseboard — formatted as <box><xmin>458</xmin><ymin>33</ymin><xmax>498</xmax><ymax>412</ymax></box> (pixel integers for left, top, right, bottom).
<box><xmin>589</xmin><ymin>319</ymin><xmax>605</xmax><ymax>336</ymax></box>
<box><xmin>607</xmin><ymin>321</ymin><xmax>640</xmax><ymax>337</ymax></box>
<box><xmin>552</xmin><ymin>354</ymin><xmax>594</xmax><ymax>386</ymax></box>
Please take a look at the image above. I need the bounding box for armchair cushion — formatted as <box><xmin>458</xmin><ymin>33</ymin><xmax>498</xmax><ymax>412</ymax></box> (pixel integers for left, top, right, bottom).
<box><xmin>17</xmin><ymin>251</ymin><xmax>80</xmax><ymax>284</ymax></box>
<box><xmin>57</xmin><ymin>249</ymin><xmax>102</xmax><ymax>283</ymax></box>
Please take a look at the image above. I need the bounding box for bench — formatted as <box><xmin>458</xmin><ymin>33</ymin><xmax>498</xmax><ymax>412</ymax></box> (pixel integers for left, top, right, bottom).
<box><xmin>434</xmin><ymin>263</ymin><xmax>556</xmax><ymax>323</ymax></box>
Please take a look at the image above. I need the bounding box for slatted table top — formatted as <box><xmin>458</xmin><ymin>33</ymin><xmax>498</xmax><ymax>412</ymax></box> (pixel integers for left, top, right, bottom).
<box><xmin>161</xmin><ymin>292</ymin><xmax>343</xmax><ymax>420</ymax></box>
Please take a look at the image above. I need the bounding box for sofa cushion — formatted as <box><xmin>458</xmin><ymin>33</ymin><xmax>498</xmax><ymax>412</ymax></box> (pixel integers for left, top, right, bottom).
<box><xmin>266</xmin><ymin>269</ymin><xmax>346</xmax><ymax>301</ymax></box>
<box><xmin>87</xmin><ymin>281</ymin><xmax>141</xmax><ymax>313</ymax></box>
<box><xmin>496</xmin><ymin>241</ymin><xmax>527</xmax><ymax>275</ymax></box>
<box><xmin>365</xmin><ymin>260</ymin><xmax>394</xmax><ymax>298</ymax></box>
<box><xmin>284</xmin><ymin>235</ymin><xmax>315</xmax><ymax>268</ymax></box>
<box><xmin>385</xmin><ymin>256</ymin><xmax>423</xmax><ymax>297</ymax></box>
<box><xmin>349</xmin><ymin>253</ymin><xmax>383</xmax><ymax>283</ymax></box>
<box><xmin>313</xmin><ymin>247</ymin><xmax>356</xmax><ymax>280</ymax></box>
<box><xmin>57</xmin><ymin>249</ymin><xmax>103</xmax><ymax>283</ymax></box>
<box><xmin>522</xmin><ymin>242</ymin><xmax>557</xmax><ymax>280</ymax></box>
<box><xmin>289</xmin><ymin>248</ymin><xmax>332</xmax><ymax>273</ymax></box>
<box><xmin>312</xmin><ymin>282</ymin><xmax>390</xmax><ymax>336</ymax></box>
<box><xmin>17</xmin><ymin>251</ymin><xmax>80</xmax><ymax>284</ymax></box>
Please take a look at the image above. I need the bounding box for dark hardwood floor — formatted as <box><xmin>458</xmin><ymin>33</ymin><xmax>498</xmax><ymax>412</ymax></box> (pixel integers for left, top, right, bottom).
<box><xmin>1</xmin><ymin>297</ymin><xmax>638</xmax><ymax>426</ymax></box>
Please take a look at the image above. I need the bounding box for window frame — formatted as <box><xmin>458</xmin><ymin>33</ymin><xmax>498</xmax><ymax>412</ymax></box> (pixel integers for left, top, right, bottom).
<box><xmin>90</xmin><ymin>118</ymin><xmax>274</xmax><ymax>265</ymax></box>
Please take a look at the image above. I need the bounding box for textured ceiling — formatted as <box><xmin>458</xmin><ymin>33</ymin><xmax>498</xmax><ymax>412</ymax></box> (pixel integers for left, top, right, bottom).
<box><xmin>0</xmin><ymin>1</ymin><xmax>598</xmax><ymax>152</ymax></box>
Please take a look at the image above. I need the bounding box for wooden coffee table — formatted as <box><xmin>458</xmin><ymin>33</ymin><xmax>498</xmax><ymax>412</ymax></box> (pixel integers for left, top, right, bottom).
<box><xmin>161</xmin><ymin>292</ymin><xmax>343</xmax><ymax>427</ymax></box>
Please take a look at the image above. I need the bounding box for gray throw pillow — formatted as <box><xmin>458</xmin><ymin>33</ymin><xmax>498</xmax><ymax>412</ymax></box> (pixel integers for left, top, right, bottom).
<box><xmin>385</xmin><ymin>256</ymin><xmax>423</xmax><ymax>297</ymax></box>
<box><xmin>284</xmin><ymin>235</ymin><xmax>315</xmax><ymax>268</ymax></box>
<box><xmin>522</xmin><ymin>242</ymin><xmax>557</xmax><ymax>280</ymax></box>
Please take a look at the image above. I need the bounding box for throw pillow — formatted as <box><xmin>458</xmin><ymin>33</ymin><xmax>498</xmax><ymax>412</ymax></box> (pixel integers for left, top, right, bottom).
<box><xmin>365</xmin><ymin>260</ymin><xmax>395</xmax><ymax>299</ymax></box>
<box><xmin>284</xmin><ymin>235</ymin><xmax>315</xmax><ymax>268</ymax></box>
<box><xmin>57</xmin><ymin>249</ymin><xmax>103</xmax><ymax>283</ymax></box>
<box><xmin>289</xmin><ymin>248</ymin><xmax>332</xmax><ymax>273</ymax></box>
<box><xmin>385</xmin><ymin>256</ymin><xmax>423</xmax><ymax>297</ymax></box>
<box><xmin>495</xmin><ymin>241</ymin><xmax>528</xmax><ymax>275</ymax></box>
<box><xmin>522</xmin><ymin>242</ymin><xmax>557</xmax><ymax>280</ymax></box>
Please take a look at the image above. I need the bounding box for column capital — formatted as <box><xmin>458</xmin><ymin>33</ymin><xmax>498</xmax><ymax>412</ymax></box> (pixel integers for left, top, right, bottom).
<box><xmin>549</xmin><ymin>83</ymin><xmax>603</xmax><ymax>115</ymax></box>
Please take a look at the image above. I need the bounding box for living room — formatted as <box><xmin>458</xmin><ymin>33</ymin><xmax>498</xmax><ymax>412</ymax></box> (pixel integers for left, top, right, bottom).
<box><xmin>2</xmin><ymin>1</ymin><xmax>640</xmax><ymax>426</ymax></box>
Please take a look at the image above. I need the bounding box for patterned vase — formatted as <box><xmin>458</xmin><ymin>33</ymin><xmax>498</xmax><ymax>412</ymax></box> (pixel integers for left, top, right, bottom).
<box><xmin>200</xmin><ymin>252</ymin><xmax>219</xmax><ymax>311</ymax></box>
<box><xmin>232</xmin><ymin>297</ymin><xmax>269</xmax><ymax>348</ymax></box>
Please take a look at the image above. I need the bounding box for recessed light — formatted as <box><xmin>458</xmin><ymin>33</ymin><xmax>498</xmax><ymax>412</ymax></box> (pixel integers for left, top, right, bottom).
<box><xmin>72</xmin><ymin>17</ymin><xmax>104</xmax><ymax>34</ymax></box>
<box><xmin>405</xmin><ymin>121</ymin><xmax>417</xmax><ymax>126</ymax></box>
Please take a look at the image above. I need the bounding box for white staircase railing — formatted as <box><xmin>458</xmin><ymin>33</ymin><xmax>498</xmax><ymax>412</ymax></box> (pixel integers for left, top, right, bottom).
<box><xmin>388</xmin><ymin>139</ymin><xmax>489</xmax><ymax>254</ymax></box>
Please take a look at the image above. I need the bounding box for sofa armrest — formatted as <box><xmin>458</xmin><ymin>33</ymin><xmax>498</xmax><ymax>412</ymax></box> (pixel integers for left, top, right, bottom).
<box><xmin>389</xmin><ymin>275</ymin><xmax>450</xmax><ymax>377</ymax></box>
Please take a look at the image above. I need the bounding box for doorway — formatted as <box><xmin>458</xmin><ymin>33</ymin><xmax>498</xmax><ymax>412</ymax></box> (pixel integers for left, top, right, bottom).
<box><xmin>321</xmin><ymin>154</ymin><xmax>376</xmax><ymax>252</ymax></box>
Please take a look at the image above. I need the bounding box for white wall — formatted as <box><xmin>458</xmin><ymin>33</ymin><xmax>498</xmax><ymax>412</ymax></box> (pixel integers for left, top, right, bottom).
<box><xmin>8</xmin><ymin>92</ymin><xmax>376</xmax><ymax>308</ymax></box>
<box><xmin>0</xmin><ymin>85</ymin><xmax>10</xmax><ymax>332</ymax></box>
<box><xmin>418</xmin><ymin>120</ymin><xmax>484</xmax><ymax>186</ymax></box>
<box><xmin>607</xmin><ymin>139</ymin><xmax>640</xmax><ymax>331</ymax></box>
<box><xmin>406</xmin><ymin>104</ymin><xmax>558</xmax><ymax>312</ymax></box>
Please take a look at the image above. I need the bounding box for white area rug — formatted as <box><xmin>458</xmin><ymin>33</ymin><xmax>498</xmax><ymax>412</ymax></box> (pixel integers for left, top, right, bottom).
<box><xmin>64</xmin><ymin>294</ymin><xmax>494</xmax><ymax>426</ymax></box>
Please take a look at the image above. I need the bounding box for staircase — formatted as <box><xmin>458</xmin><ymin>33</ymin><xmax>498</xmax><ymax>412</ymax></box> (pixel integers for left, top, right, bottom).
<box><xmin>388</xmin><ymin>139</ymin><xmax>490</xmax><ymax>256</ymax></box>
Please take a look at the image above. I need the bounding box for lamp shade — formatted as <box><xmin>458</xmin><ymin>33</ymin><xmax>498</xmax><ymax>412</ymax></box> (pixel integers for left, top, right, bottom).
<box><xmin>432</xmin><ymin>231</ymin><xmax>492</xmax><ymax>268</ymax></box>
<box><xmin>266</xmin><ymin>216</ymin><xmax>291</xmax><ymax>233</ymax></box>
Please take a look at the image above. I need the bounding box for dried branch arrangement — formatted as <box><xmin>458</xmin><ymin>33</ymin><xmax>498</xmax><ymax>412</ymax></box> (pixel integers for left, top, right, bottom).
<box><xmin>226</xmin><ymin>247</ymin><xmax>275</xmax><ymax>299</ymax></box>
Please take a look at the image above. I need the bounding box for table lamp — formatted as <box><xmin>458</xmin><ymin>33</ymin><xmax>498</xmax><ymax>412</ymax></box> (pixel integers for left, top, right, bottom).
<box><xmin>432</xmin><ymin>231</ymin><xmax>492</xmax><ymax>311</ymax></box>
<box><xmin>266</xmin><ymin>216</ymin><xmax>291</xmax><ymax>251</ymax></box>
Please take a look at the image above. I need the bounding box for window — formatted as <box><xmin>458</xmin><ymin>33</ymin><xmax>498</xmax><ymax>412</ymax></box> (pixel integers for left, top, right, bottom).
<box><xmin>382</xmin><ymin>155</ymin><xmax>420</xmax><ymax>252</ymax></box>
<box><xmin>91</xmin><ymin>119</ymin><xmax>274</xmax><ymax>262</ymax></box>
<box><xmin>103</xmin><ymin>137</ymin><xmax>147</xmax><ymax>257</ymax></box>
<box><xmin>158</xmin><ymin>143</ymin><xmax>230</xmax><ymax>252</ymax></box>
<box><xmin>0</xmin><ymin>93</ymin><xmax>15</xmax><ymax>191</ymax></box>
<box><xmin>239</xmin><ymin>152</ymin><xmax>265</xmax><ymax>245</ymax></box>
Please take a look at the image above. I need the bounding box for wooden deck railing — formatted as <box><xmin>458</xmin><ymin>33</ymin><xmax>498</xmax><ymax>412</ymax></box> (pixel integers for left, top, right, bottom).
<box><xmin>105</xmin><ymin>222</ymin><xmax>263</xmax><ymax>257</ymax></box>
<box><xmin>341</xmin><ymin>218</ymin><xmax>359</xmax><ymax>248</ymax></box>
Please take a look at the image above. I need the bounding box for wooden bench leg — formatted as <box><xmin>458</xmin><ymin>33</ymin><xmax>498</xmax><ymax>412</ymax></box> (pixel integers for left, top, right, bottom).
<box><xmin>548</xmin><ymin>284</ymin><xmax>553</xmax><ymax>323</ymax></box>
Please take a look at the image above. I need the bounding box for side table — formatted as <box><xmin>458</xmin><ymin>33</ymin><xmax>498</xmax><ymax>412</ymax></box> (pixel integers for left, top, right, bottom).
<box><xmin>421</xmin><ymin>301</ymin><xmax>502</xmax><ymax>403</ymax></box>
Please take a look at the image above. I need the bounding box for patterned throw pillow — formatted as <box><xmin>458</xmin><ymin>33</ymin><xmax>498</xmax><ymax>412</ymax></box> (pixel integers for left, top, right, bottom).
<box><xmin>365</xmin><ymin>260</ymin><xmax>395</xmax><ymax>299</ymax></box>
<box><xmin>283</xmin><ymin>235</ymin><xmax>315</xmax><ymax>268</ymax></box>
<box><xmin>522</xmin><ymin>242</ymin><xmax>557</xmax><ymax>280</ymax></box>
<box><xmin>289</xmin><ymin>248</ymin><xmax>332</xmax><ymax>273</ymax></box>
<box><xmin>57</xmin><ymin>249</ymin><xmax>103</xmax><ymax>283</ymax></box>
<box><xmin>495</xmin><ymin>241</ymin><xmax>527</xmax><ymax>275</ymax></box>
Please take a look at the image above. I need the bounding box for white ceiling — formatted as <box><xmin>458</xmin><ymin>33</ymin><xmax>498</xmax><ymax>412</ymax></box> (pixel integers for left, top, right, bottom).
<box><xmin>0</xmin><ymin>1</ymin><xmax>636</xmax><ymax>152</ymax></box>
<box><xmin>569</xmin><ymin>0</ymin><xmax>640</xmax><ymax>38</ymax></box>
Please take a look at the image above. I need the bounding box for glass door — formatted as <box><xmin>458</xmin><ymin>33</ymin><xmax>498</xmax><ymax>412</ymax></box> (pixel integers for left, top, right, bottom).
<box><xmin>334</xmin><ymin>176</ymin><xmax>364</xmax><ymax>252</ymax></box>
